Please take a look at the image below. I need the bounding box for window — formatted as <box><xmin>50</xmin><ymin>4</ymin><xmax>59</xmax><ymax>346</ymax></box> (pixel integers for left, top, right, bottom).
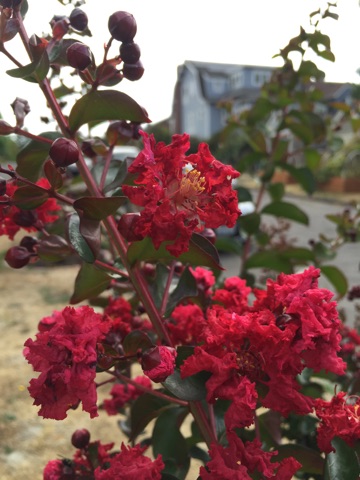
<box><xmin>251</xmin><ymin>71</ymin><xmax>271</xmax><ymax>87</ymax></box>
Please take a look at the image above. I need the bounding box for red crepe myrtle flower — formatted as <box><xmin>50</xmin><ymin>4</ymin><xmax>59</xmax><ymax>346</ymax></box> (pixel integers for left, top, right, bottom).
<box><xmin>182</xmin><ymin>267</ymin><xmax>346</xmax><ymax>419</ymax></box>
<box><xmin>141</xmin><ymin>345</ymin><xmax>177</xmax><ymax>382</ymax></box>
<box><xmin>0</xmin><ymin>178</ymin><xmax>60</xmax><ymax>240</ymax></box>
<box><xmin>24</xmin><ymin>306</ymin><xmax>110</xmax><ymax>420</ymax></box>
<box><xmin>315</xmin><ymin>391</ymin><xmax>360</xmax><ymax>453</ymax></box>
<box><xmin>167</xmin><ymin>303</ymin><xmax>206</xmax><ymax>346</ymax></box>
<box><xmin>200</xmin><ymin>431</ymin><xmax>301</xmax><ymax>480</ymax></box>
<box><xmin>212</xmin><ymin>276</ymin><xmax>252</xmax><ymax>314</ymax></box>
<box><xmin>252</xmin><ymin>266</ymin><xmax>346</xmax><ymax>376</ymax></box>
<box><xmin>190</xmin><ymin>266</ymin><xmax>216</xmax><ymax>297</ymax></box>
<box><xmin>44</xmin><ymin>440</ymin><xmax>114</xmax><ymax>479</ymax></box>
<box><xmin>103</xmin><ymin>296</ymin><xmax>152</xmax><ymax>341</ymax></box>
<box><xmin>94</xmin><ymin>443</ymin><xmax>164</xmax><ymax>480</ymax></box>
<box><xmin>121</xmin><ymin>131</ymin><xmax>240</xmax><ymax>256</ymax></box>
<box><xmin>103</xmin><ymin>375</ymin><xmax>152</xmax><ymax>415</ymax></box>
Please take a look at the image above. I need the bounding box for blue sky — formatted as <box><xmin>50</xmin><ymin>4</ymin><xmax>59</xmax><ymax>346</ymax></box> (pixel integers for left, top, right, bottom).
<box><xmin>0</xmin><ymin>0</ymin><xmax>359</xmax><ymax>131</ymax></box>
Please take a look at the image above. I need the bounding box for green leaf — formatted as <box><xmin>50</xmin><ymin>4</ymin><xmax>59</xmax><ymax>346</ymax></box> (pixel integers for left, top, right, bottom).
<box><xmin>68</xmin><ymin>90</ymin><xmax>151</xmax><ymax>133</ymax></box>
<box><xmin>245</xmin><ymin>250</ymin><xmax>293</xmax><ymax>273</ymax></box>
<box><xmin>277</xmin><ymin>164</ymin><xmax>316</xmax><ymax>194</ymax></box>
<box><xmin>70</xmin><ymin>262</ymin><xmax>111</xmax><ymax>304</ymax></box>
<box><xmin>324</xmin><ymin>437</ymin><xmax>360</xmax><ymax>480</ymax></box>
<box><xmin>165</xmin><ymin>267</ymin><xmax>198</xmax><ymax>317</ymax></box>
<box><xmin>127</xmin><ymin>234</ymin><xmax>223</xmax><ymax>273</ymax></box>
<box><xmin>6</xmin><ymin>50</ymin><xmax>49</xmax><ymax>83</ymax></box>
<box><xmin>276</xmin><ymin>444</ymin><xmax>324</xmax><ymax>475</ymax></box>
<box><xmin>238</xmin><ymin>212</ymin><xmax>261</xmax><ymax>235</ymax></box>
<box><xmin>261</xmin><ymin>201</ymin><xmax>309</xmax><ymax>225</ymax></box>
<box><xmin>16</xmin><ymin>131</ymin><xmax>61</xmax><ymax>182</ymax></box>
<box><xmin>67</xmin><ymin>213</ymin><xmax>96</xmax><ymax>263</ymax></box>
<box><xmin>163</xmin><ymin>369</ymin><xmax>208</xmax><ymax>402</ymax></box>
<box><xmin>246</xmin><ymin>98</ymin><xmax>274</xmax><ymax>125</ymax></box>
<box><xmin>153</xmin><ymin>409</ymin><xmax>190</xmax><ymax>480</ymax></box>
<box><xmin>320</xmin><ymin>265</ymin><xmax>348</xmax><ymax>298</ymax></box>
<box><xmin>280</xmin><ymin>247</ymin><xmax>315</xmax><ymax>262</ymax></box>
<box><xmin>304</xmin><ymin>149</ymin><xmax>322</xmax><ymax>170</ymax></box>
<box><xmin>130</xmin><ymin>393</ymin><xmax>173</xmax><ymax>443</ymax></box>
<box><xmin>12</xmin><ymin>185</ymin><xmax>49</xmax><ymax>209</ymax></box>
<box><xmin>268</xmin><ymin>182</ymin><xmax>285</xmax><ymax>202</ymax></box>
<box><xmin>73</xmin><ymin>196</ymin><xmax>126</xmax><ymax>220</ymax></box>
<box><xmin>244</xmin><ymin>128</ymin><xmax>268</xmax><ymax>153</ymax></box>
<box><xmin>272</xmin><ymin>139</ymin><xmax>288</xmax><ymax>162</ymax></box>
<box><xmin>122</xmin><ymin>330</ymin><xmax>153</xmax><ymax>356</ymax></box>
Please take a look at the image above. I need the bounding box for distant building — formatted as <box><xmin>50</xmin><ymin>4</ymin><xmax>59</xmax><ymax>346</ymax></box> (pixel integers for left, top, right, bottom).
<box><xmin>169</xmin><ymin>60</ymin><xmax>274</xmax><ymax>139</ymax></box>
<box><xmin>169</xmin><ymin>60</ymin><xmax>353</xmax><ymax>142</ymax></box>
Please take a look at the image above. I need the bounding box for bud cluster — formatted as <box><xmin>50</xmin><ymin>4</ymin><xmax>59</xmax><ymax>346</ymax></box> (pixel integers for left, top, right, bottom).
<box><xmin>108</xmin><ymin>11</ymin><xmax>144</xmax><ymax>81</ymax></box>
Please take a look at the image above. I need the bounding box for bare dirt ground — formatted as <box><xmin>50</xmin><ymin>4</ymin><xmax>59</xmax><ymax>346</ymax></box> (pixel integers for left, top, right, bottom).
<box><xmin>0</xmin><ymin>261</ymin><xmax>119</xmax><ymax>479</ymax></box>
<box><xmin>0</xmin><ymin>237</ymin><xmax>201</xmax><ymax>479</ymax></box>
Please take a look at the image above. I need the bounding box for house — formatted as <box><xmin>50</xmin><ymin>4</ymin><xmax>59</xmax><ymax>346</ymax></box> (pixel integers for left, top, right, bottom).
<box><xmin>169</xmin><ymin>60</ymin><xmax>354</xmax><ymax>143</ymax></box>
<box><xmin>169</xmin><ymin>60</ymin><xmax>274</xmax><ymax>140</ymax></box>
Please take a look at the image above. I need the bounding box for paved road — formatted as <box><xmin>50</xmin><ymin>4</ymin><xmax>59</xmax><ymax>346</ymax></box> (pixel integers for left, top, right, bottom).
<box><xmin>220</xmin><ymin>193</ymin><xmax>359</xmax><ymax>325</ymax></box>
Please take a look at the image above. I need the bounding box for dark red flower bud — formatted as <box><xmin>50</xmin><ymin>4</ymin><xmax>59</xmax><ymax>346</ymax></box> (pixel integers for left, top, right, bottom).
<box><xmin>0</xmin><ymin>0</ymin><xmax>21</xmax><ymax>7</ymax></box>
<box><xmin>122</xmin><ymin>60</ymin><xmax>144</xmax><ymax>81</ymax></box>
<box><xmin>5</xmin><ymin>246</ymin><xmax>31</xmax><ymax>269</ymax></box>
<box><xmin>66</xmin><ymin>42</ymin><xmax>93</xmax><ymax>71</ymax></box>
<box><xmin>51</xmin><ymin>18</ymin><xmax>70</xmax><ymax>41</ymax></box>
<box><xmin>69</xmin><ymin>8</ymin><xmax>88</xmax><ymax>32</ymax></box>
<box><xmin>117</xmin><ymin>213</ymin><xmax>143</xmax><ymax>242</ymax></box>
<box><xmin>120</xmin><ymin>42</ymin><xmax>141</xmax><ymax>64</ymax></box>
<box><xmin>20</xmin><ymin>236</ymin><xmax>38</xmax><ymax>253</ymax></box>
<box><xmin>49</xmin><ymin>137</ymin><xmax>80</xmax><ymax>168</ymax></box>
<box><xmin>12</xmin><ymin>209</ymin><xmax>37</xmax><ymax>227</ymax></box>
<box><xmin>141</xmin><ymin>346</ymin><xmax>177</xmax><ymax>383</ymax></box>
<box><xmin>0</xmin><ymin>179</ymin><xmax>6</xmax><ymax>195</ymax></box>
<box><xmin>71</xmin><ymin>429</ymin><xmax>90</xmax><ymax>449</ymax></box>
<box><xmin>174</xmin><ymin>262</ymin><xmax>184</xmax><ymax>275</ymax></box>
<box><xmin>142</xmin><ymin>262</ymin><xmax>156</xmax><ymax>277</ymax></box>
<box><xmin>108</xmin><ymin>11</ymin><xmax>137</xmax><ymax>43</ymax></box>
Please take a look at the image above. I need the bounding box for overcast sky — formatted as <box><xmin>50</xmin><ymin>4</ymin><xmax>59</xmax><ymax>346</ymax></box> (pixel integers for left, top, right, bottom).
<box><xmin>0</xmin><ymin>0</ymin><xmax>359</xmax><ymax>132</ymax></box>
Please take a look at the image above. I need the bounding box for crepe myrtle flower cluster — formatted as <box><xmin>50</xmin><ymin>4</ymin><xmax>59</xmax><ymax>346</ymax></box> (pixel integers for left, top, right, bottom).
<box><xmin>119</xmin><ymin>130</ymin><xmax>240</xmax><ymax>256</ymax></box>
<box><xmin>180</xmin><ymin>266</ymin><xmax>346</xmax><ymax>429</ymax></box>
<box><xmin>43</xmin><ymin>430</ymin><xmax>164</xmax><ymax>479</ymax></box>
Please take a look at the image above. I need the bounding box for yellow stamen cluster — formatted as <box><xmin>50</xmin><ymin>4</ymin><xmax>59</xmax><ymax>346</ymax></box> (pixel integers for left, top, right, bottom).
<box><xmin>180</xmin><ymin>169</ymin><xmax>206</xmax><ymax>198</ymax></box>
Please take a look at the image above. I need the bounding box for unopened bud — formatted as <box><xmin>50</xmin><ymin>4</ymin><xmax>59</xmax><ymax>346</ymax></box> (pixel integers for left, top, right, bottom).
<box><xmin>49</xmin><ymin>137</ymin><xmax>80</xmax><ymax>168</ymax></box>
<box><xmin>12</xmin><ymin>210</ymin><xmax>37</xmax><ymax>227</ymax></box>
<box><xmin>122</xmin><ymin>61</ymin><xmax>144</xmax><ymax>81</ymax></box>
<box><xmin>5</xmin><ymin>246</ymin><xmax>31</xmax><ymax>269</ymax></box>
<box><xmin>108</xmin><ymin>11</ymin><xmax>137</xmax><ymax>43</ymax></box>
<box><xmin>20</xmin><ymin>236</ymin><xmax>38</xmax><ymax>253</ymax></box>
<box><xmin>67</xmin><ymin>42</ymin><xmax>93</xmax><ymax>71</ymax></box>
<box><xmin>71</xmin><ymin>429</ymin><xmax>90</xmax><ymax>449</ymax></box>
<box><xmin>141</xmin><ymin>346</ymin><xmax>177</xmax><ymax>383</ymax></box>
<box><xmin>119</xmin><ymin>42</ymin><xmax>141</xmax><ymax>64</ymax></box>
<box><xmin>69</xmin><ymin>8</ymin><xmax>88</xmax><ymax>32</ymax></box>
<box><xmin>51</xmin><ymin>18</ymin><xmax>69</xmax><ymax>41</ymax></box>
